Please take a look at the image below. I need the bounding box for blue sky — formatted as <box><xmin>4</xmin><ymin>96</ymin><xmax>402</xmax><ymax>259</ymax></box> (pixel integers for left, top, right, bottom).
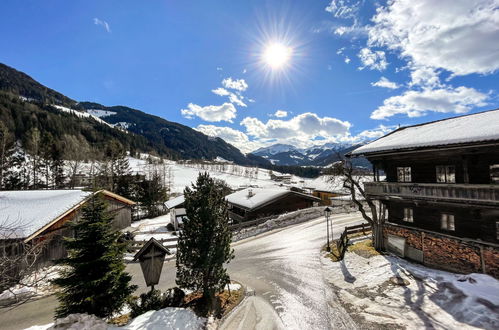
<box><xmin>1</xmin><ymin>0</ymin><xmax>498</xmax><ymax>152</ymax></box>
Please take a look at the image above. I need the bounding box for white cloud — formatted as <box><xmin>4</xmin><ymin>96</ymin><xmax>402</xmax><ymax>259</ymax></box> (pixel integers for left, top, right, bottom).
<box><xmin>358</xmin><ymin>48</ymin><xmax>388</xmax><ymax>71</ymax></box>
<box><xmin>371</xmin><ymin>77</ymin><xmax>400</xmax><ymax>89</ymax></box>
<box><xmin>181</xmin><ymin>103</ymin><xmax>237</xmax><ymax>122</ymax></box>
<box><xmin>344</xmin><ymin>57</ymin><xmax>351</xmax><ymax>64</ymax></box>
<box><xmin>211</xmin><ymin>88</ymin><xmax>230</xmax><ymax>96</ymax></box>
<box><xmin>228</xmin><ymin>93</ymin><xmax>247</xmax><ymax>107</ymax></box>
<box><xmin>371</xmin><ymin>86</ymin><xmax>489</xmax><ymax>120</ymax></box>
<box><xmin>212</xmin><ymin>87</ymin><xmax>247</xmax><ymax>107</ymax></box>
<box><xmin>367</xmin><ymin>0</ymin><xmax>499</xmax><ymax>76</ymax></box>
<box><xmin>273</xmin><ymin>110</ymin><xmax>288</xmax><ymax>118</ymax></box>
<box><xmin>409</xmin><ymin>66</ymin><xmax>441</xmax><ymax>88</ymax></box>
<box><xmin>196</xmin><ymin>125</ymin><xmax>260</xmax><ymax>153</ymax></box>
<box><xmin>241</xmin><ymin>113</ymin><xmax>351</xmax><ymax>143</ymax></box>
<box><xmin>93</xmin><ymin>18</ymin><xmax>110</xmax><ymax>33</ymax></box>
<box><xmin>221</xmin><ymin>77</ymin><xmax>248</xmax><ymax>92</ymax></box>
<box><xmin>325</xmin><ymin>0</ymin><xmax>359</xmax><ymax>19</ymax></box>
<box><xmin>356</xmin><ymin>125</ymin><xmax>397</xmax><ymax>140</ymax></box>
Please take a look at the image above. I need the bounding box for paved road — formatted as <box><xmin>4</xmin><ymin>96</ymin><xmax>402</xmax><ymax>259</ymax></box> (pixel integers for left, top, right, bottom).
<box><xmin>0</xmin><ymin>213</ymin><xmax>361</xmax><ymax>330</ymax></box>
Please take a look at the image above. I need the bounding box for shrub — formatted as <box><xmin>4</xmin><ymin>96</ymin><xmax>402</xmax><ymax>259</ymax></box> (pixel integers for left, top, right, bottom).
<box><xmin>166</xmin><ymin>223</ymin><xmax>175</xmax><ymax>231</ymax></box>
<box><xmin>128</xmin><ymin>287</ymin><xmax>185</xmax><ymax>318</ymax></box>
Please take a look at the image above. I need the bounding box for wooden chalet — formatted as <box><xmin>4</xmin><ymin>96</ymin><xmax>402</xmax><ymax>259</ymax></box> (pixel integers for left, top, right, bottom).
<box><xmin>349</xmin><ymin>109</ymin><xmax>499</xmax><ymax>277</ymax></box>
<box><xmin>226</xmin><ymin>188</ymin><xmax>320</xmax><ymax>222</ymax></box>
<box><xmin>0</xmin><ymin>189</ymin><xmax>135</xmax><ymax>267</ymax></box>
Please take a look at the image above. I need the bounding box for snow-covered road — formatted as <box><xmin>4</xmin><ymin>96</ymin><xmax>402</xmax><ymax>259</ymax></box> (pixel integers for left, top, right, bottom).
<box><xmin>0</xmin><ymin>212</ymin><xmax>362</xmax><ymax>330</ymax></box>
<box><xmin>225</xmin><ymin>213</ymin><xmax>362</xmax><ymax>329</ymax></box>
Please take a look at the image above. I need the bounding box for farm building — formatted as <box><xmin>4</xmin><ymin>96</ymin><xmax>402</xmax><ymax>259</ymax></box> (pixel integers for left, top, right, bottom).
<box><xmin>226</xmin><ymin>188</ymin><xmax>320</xmax><ymax>222</ymax></box>
<box><xmin>349</xmin><ymin>109</ymin><xmax>499</xmax><ymax>278</ymax></box>
<box><xmin>0</xmin><ymin>189</ymin><xmax>135</xmax><ymax>268</ymax></box>
<box><xmin>164</xmin><ymin>195</ymin><xmax>186</xmax><ymax>230</ymax></box>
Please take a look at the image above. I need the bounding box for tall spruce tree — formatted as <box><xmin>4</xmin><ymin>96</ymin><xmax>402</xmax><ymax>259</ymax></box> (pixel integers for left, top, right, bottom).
<box><xmin>176</xmin><ymin>172</ymin><xmax>234</xmax><ymax>314</ymax></box>
<box><xmin>53</xmin><ymin>194</ymin><xmax>136</xmax><ymax>319</ymax></box>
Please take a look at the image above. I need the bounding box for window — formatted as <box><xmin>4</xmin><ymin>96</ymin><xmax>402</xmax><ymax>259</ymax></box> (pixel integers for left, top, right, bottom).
<box><xmin>496</xmin><ymin>221</ymin><xmax>499</xmax><ymax>240</ymax></box>
<box><xmin>403</xmin><ymin>208</ymin><xmax>413</xmax><ymax>222</ymax></box>
<box><xmin>490</xmin><ymin>164</ymin><xmax>499</xmax><ymax>184</ymax></box>
<box><xmin>436</xmin><ymin>165</ymin><xmax>456</xmax><ymax>183</ymax></box>
<box><xmin>441</xmin><ymin>214</ymin><xmax>455</xmax><ymax>231</ymax></box>
<box><xmin>397</xmin><ymin>167</ymin><xmax>412</xmax><ymax>182</ymax></box>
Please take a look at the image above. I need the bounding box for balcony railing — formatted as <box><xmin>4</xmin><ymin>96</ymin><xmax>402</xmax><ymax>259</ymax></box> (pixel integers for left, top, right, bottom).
<box><xmin>365</xmin><ymin>182</ymin><xmax>499</xmax><ymax>204</ymax></box>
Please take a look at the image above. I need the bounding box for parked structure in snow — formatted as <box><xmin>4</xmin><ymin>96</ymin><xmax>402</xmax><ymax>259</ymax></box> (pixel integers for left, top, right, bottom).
<box><xmin>164</xmin><ymin>195</ymin><xmax>186</xmax><ymax>230</ymax></box>
<box><xmin>303</xmin><ymin>187</ymin><xmax>348</xmax><ymax>206</ymax></box>
<box><xmin>0</xmin><ymin>190</ymin><xmax>135</xmax><ymax>267</ymax></box>
<box><xmin>350</xmin><ymin>109</ymin><xmax>499</xmax><ymax>278</ymax></box>
<box><xmin>226</xmin><ymin>188</ymin><xmax>320</xmax><ymax>222</ymax></box>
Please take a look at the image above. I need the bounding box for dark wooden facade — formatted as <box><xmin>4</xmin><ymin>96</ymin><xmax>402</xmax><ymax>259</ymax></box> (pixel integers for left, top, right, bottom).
<box><xmin>229</xmin><ymin>192</ymin><xmax>320</xmax><ymax>222</ymax></box>
<box><xmin>353</xmin><ymin>139</ymin><xmax>499</xmax><ymax>276</ymax></box>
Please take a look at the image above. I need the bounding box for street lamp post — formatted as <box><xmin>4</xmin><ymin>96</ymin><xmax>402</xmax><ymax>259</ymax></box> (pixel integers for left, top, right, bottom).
<box><xmin>325</xmin><ymin>206</ymin><xmax>332</xmax><ymax>252</ymax></box>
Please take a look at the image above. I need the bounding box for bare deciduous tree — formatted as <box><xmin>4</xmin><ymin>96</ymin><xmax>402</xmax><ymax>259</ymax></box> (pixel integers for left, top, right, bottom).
<box><xmin>0</xmin><ymin>219</ymin><xmax>47</xmax><ymax>305</ymax></box>
<box><xmin>327</xmin><ymin>156</ymin><xmax>386</xmax><ymax>251</ymax></box>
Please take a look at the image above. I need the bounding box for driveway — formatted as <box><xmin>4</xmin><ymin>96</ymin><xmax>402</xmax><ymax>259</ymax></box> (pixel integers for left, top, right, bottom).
<box><xmin>0</xmin><ymin>212</ymin><xmax>362</xmax><ymax>330</ymax></box>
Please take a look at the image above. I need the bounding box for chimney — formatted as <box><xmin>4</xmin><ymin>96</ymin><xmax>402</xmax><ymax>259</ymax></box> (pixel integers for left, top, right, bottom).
<box><xmin>247</xmin><ymin>188</ymin><xmax>254</xmax><ymax>197</ymax></box>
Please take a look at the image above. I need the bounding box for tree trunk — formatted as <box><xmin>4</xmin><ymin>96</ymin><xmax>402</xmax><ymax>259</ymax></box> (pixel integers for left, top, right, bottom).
<box><xmin>372</xmin><ymin>222</ymin><xmax>385</xmax><ymax>251</ymax></box>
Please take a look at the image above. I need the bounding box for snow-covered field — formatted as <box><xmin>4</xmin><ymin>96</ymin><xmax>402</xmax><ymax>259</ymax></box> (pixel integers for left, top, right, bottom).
<box><xmin>322</xmin><ymin>251</ymin><xmax>499</xmax><ymax>329</ymax></box>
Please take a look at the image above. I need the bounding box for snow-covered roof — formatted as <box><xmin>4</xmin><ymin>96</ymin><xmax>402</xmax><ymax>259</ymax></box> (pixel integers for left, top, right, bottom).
<box><xmin>226</xmin><ymin>188</ymin><xmax>318</xmax><ymax>210</ymax></box>
<box><xmin>0</xmin><ymin>189</ymin><xmax>135</xmax><ymax>241</ymax></box>
<box><xmin>0</xmin><ymin>190</ymin><xmax>92</xmax><ymax>240</ymax></box>
<box><xmin>165</xmin><ymin>195</ymin><xmax>185</xmax><ymax>209</ymax></box>
<box><xmin>226</xmin><ymin>188</ymin><xmax>289</xmax><ymax>210</ymax></box>
<box><xmin>351</xmin><ymin>109</ymin><xmax>499</xmax><ymax>155</ymax></box>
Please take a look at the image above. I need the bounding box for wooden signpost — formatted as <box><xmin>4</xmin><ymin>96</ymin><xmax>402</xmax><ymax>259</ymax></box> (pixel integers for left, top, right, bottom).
<box><xmin>133</xmin><ymin>237</ymin><xmax>170</xmax><ymax>291</ymax></box>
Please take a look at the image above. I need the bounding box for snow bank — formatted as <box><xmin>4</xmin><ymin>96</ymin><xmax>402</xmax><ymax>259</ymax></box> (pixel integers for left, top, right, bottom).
<box><xmin>322</xmin><ymin>251</ymin><xmax>499</xmax><ymax>329</ymax></box>
<box><xmin>0</xmin><ymin>265</ymin><xmax>64</xmax><ymax>303</ymax></box>
<box><xmin>111</xmin><ymin>308</ymin><xmax>206</xmax><ymax>330</ymax></box>
<box><xmin>233</xmin><ymin>206</ymin><xmax>353</xmax><ymax>241</ymax></box>
<box><xmin>25</xmin><ymin>313</ymin><xmax>107</xmax><ymax>330</ymax></box>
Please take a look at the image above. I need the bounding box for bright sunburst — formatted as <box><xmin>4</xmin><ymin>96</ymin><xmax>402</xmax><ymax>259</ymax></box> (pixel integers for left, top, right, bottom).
<box><xmin>262</xmin><ymin>43</ymin><xmax>292</xmax><ymax>69</ymax></box>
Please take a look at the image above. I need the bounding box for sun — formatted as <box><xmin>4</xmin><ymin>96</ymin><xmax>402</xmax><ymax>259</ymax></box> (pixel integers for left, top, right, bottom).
<box><xmin>262</xmin><ymin>43</ymin><xmax>292</xmax><ymax>69</ymax></box>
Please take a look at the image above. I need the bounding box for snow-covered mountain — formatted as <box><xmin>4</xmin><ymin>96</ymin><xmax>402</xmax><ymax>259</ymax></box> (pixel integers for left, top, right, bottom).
<box><xmin>252</xmin><ymin>144</ymin><xmax>299</xmax><ymax>157</ymax></box>
<box><xmin>249</xmin><ymin>142</ymin><xmax>371</xmax><ymax>167</ymax></box>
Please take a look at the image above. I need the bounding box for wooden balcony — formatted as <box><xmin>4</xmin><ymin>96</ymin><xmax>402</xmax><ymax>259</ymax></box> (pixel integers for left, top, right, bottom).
<box><xmin>365</xmin><ymin>182</ymin><xmax>499</xmax><ymax>205</ymax></box>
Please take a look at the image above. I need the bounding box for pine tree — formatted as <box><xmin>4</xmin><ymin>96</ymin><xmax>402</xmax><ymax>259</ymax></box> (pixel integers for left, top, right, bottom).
<box><xmin>176</xmin><ymin>172</ymin><xmax>234</xmax><ymax>314</ymax></box>
<box><xmin>137</xmin><ymin>171</ymin><xmax>168</xmax><ymax>217</ymax></box>
<box><xmin>53</xmin><ymin>194</ymin><xmax>137</xmax><ymax>319</ymax></box>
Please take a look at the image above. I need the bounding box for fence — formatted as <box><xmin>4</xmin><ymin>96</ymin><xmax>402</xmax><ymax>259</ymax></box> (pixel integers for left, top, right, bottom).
<box><xmin>129</xmin><ymin>237</ymin><xmax>178</xmax><ymax>252</ymax></box>
<box><xmin>336</xmin><ymin>223</ymin><xmax>371</xmax><ymax>259</ymax></box>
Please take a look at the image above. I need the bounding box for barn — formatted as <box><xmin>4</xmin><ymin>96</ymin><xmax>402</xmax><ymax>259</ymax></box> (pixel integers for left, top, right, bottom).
<box><xmin>0</xmin><ymin>189</ymin><xmax>135</xmax><ymax>267</ymax></box>
<box><xmin>226</xmin><ymin>188</ymin><xmax>320</xmax><ymax>222</ymax></box>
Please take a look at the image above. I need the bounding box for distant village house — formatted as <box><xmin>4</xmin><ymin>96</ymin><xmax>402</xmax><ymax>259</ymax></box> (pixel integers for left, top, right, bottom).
<box><xmin>226</xmin><ymin>188</ymin><xmax>320</xmax><ymax>222</ymax></box>
<box><xmin>165</xmin><ymin>195</ymin><xmax>186</xmax><ymax>231</ymax></box>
